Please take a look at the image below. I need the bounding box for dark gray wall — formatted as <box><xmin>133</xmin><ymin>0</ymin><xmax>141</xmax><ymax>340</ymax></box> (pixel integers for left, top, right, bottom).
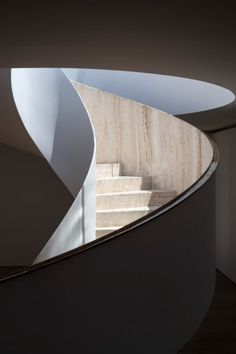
<box><xmin>212</xmin><ymin>129</ymin><xmax>236</xmax><ymax>283</ymax></box>
<box><xmin>0</xmin><ymin>143</ymin><xmax>73</xmax><ymax>266</ymax></box>
<box><xmin>0</xmin><ymin>69</ymin><xmax>40</xmax><ymax>155</ymax></box>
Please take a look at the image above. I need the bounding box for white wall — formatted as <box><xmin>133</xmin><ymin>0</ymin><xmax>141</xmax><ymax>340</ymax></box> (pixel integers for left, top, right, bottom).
<box><xmin>11</xmin><ymin>68</ymin><xmax>96</xmax><ymax>263</ymax></box>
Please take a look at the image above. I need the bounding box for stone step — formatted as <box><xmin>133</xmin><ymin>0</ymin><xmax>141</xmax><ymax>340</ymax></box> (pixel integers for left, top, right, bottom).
<box><xmin>96</xmin><ymin>176</ymin><xmax>152</xmax><ymax>193</ymax></box>
<box><xmin>96</xmin><ymin>163</ymin><xmax>121</xmax><ymax>178</ymax></box>
<box><xmin>96</xmin><ymin>226</ymin><xmax>121</xmax><ymax>238</ymax></box>
<box><xmin>96</xmin><ymin>206</ymin><xmax>156</xmax><ymax>227</ymax></box>
<box><xmin>96</xmin><ymin>190</ymin><xmax>177</xmax><ymax>210</ymax></box>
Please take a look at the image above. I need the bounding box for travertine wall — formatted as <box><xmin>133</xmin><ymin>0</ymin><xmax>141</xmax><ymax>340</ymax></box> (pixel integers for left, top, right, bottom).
<box><xmin>75</xmin><ymin>83</ymin><xmax>213</xmax><ymax>194</ymax></box>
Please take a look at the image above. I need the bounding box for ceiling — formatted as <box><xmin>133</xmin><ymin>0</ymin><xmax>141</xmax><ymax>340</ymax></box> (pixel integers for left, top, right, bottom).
<box><xmin>65</xmin><ymin>68</ymin><xmax>235</xmax><ymax>115</ymax></box>
<box><xmin>0</xmin><ymin>1</ymin><xmax>235</xmax><ymax>131</ymax></box>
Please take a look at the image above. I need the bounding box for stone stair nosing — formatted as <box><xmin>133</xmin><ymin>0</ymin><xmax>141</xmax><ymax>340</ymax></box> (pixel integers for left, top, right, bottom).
<box><xmin>96</xmin><ymin>206</ymin><xmax>157</xmax><ymax>228</ymax></box>
<box><xmin>96</xmin><ymin>189</ymin><xmax>177</xmax><ymax>210</ymax></box>
<box><xmin>96</xmin><ymin>176</ymin><xmax>152</xmax><ymax>193</ymax></box>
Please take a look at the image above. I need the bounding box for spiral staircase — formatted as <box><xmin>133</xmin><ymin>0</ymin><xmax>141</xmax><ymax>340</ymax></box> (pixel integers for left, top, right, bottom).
<box><xmin>0</xmin><ymin>3</ymin><xmax>235</xmax><ymax>353</ymax></box>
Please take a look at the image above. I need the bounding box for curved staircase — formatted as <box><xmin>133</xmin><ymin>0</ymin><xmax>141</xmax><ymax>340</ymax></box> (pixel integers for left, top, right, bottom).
<box><xmin>0</xmin><ymin>67</ymin><xmax>218</xmax><ymax>354</ymax></box>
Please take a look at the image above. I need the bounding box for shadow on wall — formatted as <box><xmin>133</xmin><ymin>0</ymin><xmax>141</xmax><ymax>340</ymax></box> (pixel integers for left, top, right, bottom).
<box><xmin>0</xmin><ymin>143</ymin><xmax>73</xmax><ymax>266</ymax></box>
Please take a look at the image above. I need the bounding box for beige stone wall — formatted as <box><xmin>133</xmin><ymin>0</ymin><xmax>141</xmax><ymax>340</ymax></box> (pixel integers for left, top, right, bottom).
<box><xmin>75</xmin><ymin>83</ymin><xmax>213</xmax><ymax>194</ymax></box>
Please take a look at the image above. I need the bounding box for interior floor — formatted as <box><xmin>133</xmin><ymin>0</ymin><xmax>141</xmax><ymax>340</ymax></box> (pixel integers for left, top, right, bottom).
<box><xmin>179</xmin><ymin>270</ymin><xmax>236</xmax><ymax>353</ymax></box>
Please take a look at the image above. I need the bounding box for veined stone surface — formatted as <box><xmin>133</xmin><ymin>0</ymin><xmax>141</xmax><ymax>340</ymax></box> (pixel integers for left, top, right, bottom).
<box><xmin>75</xmin><ymin>83</ymin><xmax>213</xmax><ymax>194</ymax></box>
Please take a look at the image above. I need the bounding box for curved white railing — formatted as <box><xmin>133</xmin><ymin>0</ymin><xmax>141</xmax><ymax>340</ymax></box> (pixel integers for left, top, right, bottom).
<box><xmin>11</xmin><ymin>68</ymin><xmax>96</xmax><ymax>262</ymax></box>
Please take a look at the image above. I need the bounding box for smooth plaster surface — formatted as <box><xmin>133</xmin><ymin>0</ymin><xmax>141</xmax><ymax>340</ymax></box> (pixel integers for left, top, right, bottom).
<box><xmin>0</xmin><ymin>143</ymin><xmax>73</xmax><ymax>265</ymax></box>
<box><xmin>11</xmin><ymin>68</ymin><xmax>96</xmax><ymax>263</ymax></box>
<box><xmin>0</xmin><ymin>175</ymin><xmax>216</xmax><ymax>354</ymax></box>
<box><xmin>213</xmin><ymin>128</ymin><xmax>236</xmax><ymax>283</ymax></box>
<box><xmin>65</xmin><ymin>68</ymin><xmax>235</xmax><ymax>115</ymax></box>
<box><xmin>0</xmin><ymin>69</ymin><xmax>40</xmax><ymax>156</ymax></box>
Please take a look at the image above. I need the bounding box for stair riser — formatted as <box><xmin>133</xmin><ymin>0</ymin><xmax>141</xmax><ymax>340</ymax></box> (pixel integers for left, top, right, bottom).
<box><xmin>96</xmin><ymin>177</ymin><xmax>152</xmax><ymax>193</ymax></box>
<box><xmin>96</xmin><ymin>209</ymin><xmax>155</xmax><ymax>227</ymax></box>
<box><xmin>96</xmin><ymin>193</ymin><xmax>175</xmax><ymax>210</ymax></box>
<box><xmin>96</xmin><ymin>163</ymin><xmax>120</xmax><ymax>178</ymax></box>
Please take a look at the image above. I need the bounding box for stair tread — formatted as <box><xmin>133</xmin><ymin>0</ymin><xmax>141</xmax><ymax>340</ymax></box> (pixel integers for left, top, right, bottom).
<box><xmin>97</xmin><ymin>206</ymin><xmax>157</xmax><ymax>213</ymax></box>
<box><xmin>96</xmin><ymin>226</ymin><xmax>121</xmax><ymax>230</ymax></box>
<box><xmin>96</xmin><ymin>190</ymin><xmax>176</xmax><ymax>196</ymax></box>
<box><xmin>96</xmin><ymin>176</ymin><xmax>149</xmax><ymax>180</ymax></box>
